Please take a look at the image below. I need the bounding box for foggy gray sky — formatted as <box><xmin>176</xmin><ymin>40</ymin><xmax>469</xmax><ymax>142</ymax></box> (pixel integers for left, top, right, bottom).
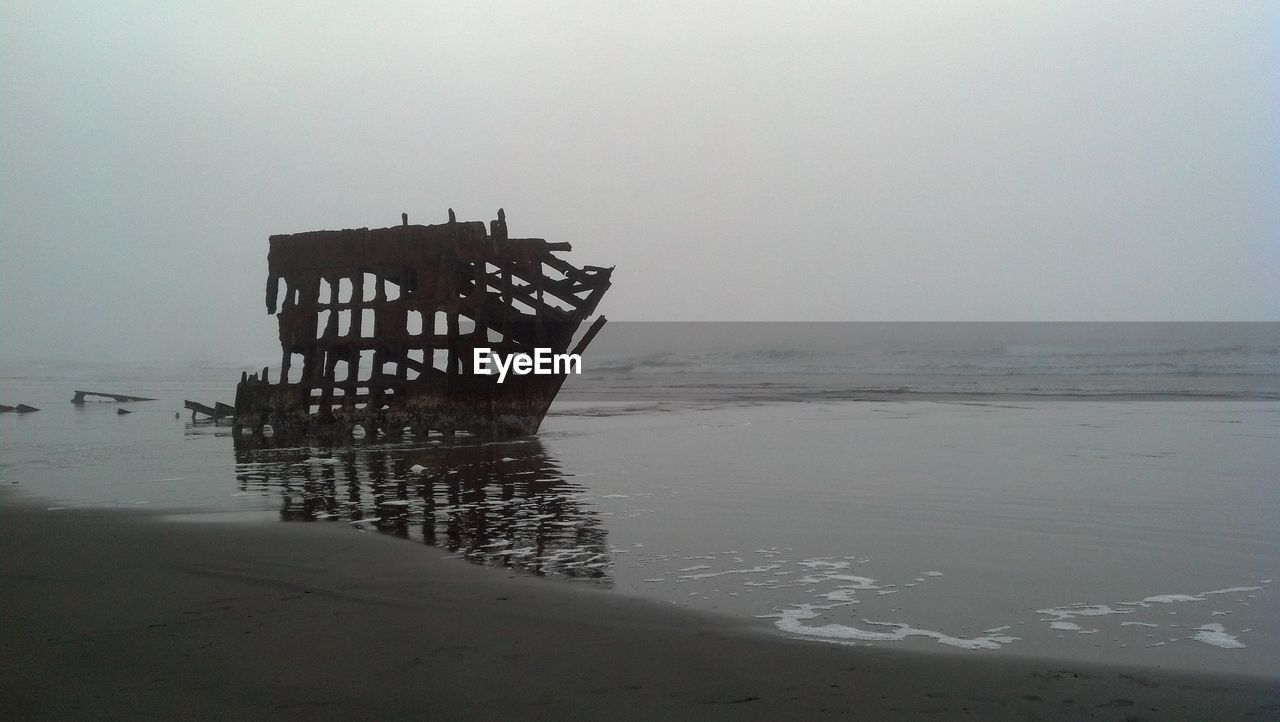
<box><xmin>2</xmin><ymin>1</ymin><xmax>1277</xmax><ymax>362</ymax></box>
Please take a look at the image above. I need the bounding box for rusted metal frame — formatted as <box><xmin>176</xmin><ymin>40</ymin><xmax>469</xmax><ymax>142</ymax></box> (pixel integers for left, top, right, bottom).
<box><xmin>542</xmin><ymin>276</ymin><xmax>606</xmax><ymax>297</ymax></box>
<box><xmin>570</xmin><ymin>316</ymin><xmax>609</xmax><ymax>357</ymax></box>
<box><xmin>238</xmin><ymin>213</ymin><xmax>610</xmax><ymax>438</ymax></box>
<box><xmin>537</xmin><ymin>258</ymin><xmax>614</xmax><ymax>317</ymax></box>
<box><xmin>496</xmin><ymin>265</ymin><xmax>608</xmax><ymax>300</ymax></box>
<box><xmin>480</xmin><ymin>270</ymin><xmax>576</xmax><ymax>322</ymax></box>
<box><xmin>483</xmin><ymin>269</ymin><xmax>588</xmax><ymax>314</ymax></box>
<box><xmin>540</xmin><ymin>254</ymin><xmax>598</xmax><ymax>283</ymax></box>
<box><xmin>500</xmin><ymin>237</ymin><xmax>572</xmax><ymax>254</ymax></box>
<box><xmin>501</xmin><ymin>261</ymin><xmax>514</xmax><ymax>354</ymax></box>
<box><xmin>571</xmin><ymin>274</ymin><xmax>612</xmax><ymax>318</ymax></box>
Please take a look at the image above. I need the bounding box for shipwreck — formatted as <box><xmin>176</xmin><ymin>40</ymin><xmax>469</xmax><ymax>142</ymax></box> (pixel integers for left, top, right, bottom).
<box><xmin>233</xmin><ymin>209</ymin><xmax>612</xmax><ymax>438</ymax></box>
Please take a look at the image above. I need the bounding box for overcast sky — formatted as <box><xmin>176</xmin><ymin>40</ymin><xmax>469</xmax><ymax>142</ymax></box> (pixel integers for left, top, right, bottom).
<box><xmin>2</xmin><ymin>1</ymin><xmax>1277</xmax><ymax>362</ymax></box>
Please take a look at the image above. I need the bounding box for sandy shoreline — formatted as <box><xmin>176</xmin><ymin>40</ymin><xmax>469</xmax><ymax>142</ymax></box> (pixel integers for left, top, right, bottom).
<box><xmin>2</xmin><ymin>496</ymin><xmax>1277</xmax><ymax>720</ymax></box>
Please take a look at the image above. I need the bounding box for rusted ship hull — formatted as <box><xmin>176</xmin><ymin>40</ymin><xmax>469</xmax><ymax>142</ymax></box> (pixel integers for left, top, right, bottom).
<box><xmin>233</xmin><ymin>210</ymin><xmax>611</xmax><ymax>438</ymax></box>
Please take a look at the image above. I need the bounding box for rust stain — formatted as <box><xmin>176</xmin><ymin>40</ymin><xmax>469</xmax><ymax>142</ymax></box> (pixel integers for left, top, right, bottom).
<box><xmin>233</xmin><ymin>209</ymin><xmax>612</xmax><ymax>437</ymax></box>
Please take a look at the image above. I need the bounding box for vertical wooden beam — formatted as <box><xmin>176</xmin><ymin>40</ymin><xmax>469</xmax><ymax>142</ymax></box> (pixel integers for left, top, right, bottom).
<box><xmin>447</xmin><ymin>310</ymin><xmax>459</xmax><ymax>376</ymax></box>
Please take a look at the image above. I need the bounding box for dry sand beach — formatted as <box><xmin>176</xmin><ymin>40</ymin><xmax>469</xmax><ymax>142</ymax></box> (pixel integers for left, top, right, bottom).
<box><xmin>3</xmin><ymin>496</ymin><xmax>1278</xmax><ymax>721</ymax></box>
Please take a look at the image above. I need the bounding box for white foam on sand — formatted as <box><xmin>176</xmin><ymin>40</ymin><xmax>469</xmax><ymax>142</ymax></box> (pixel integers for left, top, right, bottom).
<box><xmin>1191</xmin><ymin>623</ymin><xmax>1246</xmax><ymax>649</ymax></box>
<box><xmin>678</xmin><ymin>564</ymin><xmax>780</xmax><ymax>581</ymax></box>
<box><xmin>769</xmin><ymin>605</ymin><xmax>1018</xmax><ymax>651</ymax></box>
<box><xmin>1037</xmin><ymin>604</ymin><xmax>1132</xmax><ymax>622</ymax></box>
<box><xmin>1028</xmin><ymin>580</ymin><xmax>1268</xmax><ymax>650</ymax></box>
<box><xmin>1138</xmin><ymin>594</ymin><xmax>1205</xmax><ymax>605</ymax></box>
<box><xmin>821</xmin><ymin>588</ymin><xmax>861</xmax><ymax>603</ymax></box>
<box><xmin>797</xmin><ymin>559</ymin><xmax>851</xmax><ymax>570</ymax></box>
<box><xmin>1121</xmin><ymin>584</ymin><xmax>1266</xmax><ymax>608</ymax></box>
<box><xmin>1203</xmin><ymin>586</ymin><xmax>1263</xmax><ymax>596</ymax></box>
<box><xmin>800</xmin><ymin>573</ymin><xmax>880</xmax><ymax>589</ymax></box>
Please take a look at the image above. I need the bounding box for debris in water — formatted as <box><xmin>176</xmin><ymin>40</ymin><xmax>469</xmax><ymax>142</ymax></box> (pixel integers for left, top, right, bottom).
<box><xmin>71</xmin><ymin>390</ymin><xmax>155</xmax><ymax>404</ymax></box>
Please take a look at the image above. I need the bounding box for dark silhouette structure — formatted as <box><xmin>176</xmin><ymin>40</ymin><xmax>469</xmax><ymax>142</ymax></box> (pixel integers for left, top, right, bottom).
<box><xmin>233</xmin><ymin>210</ymin><xmax>612</xmax><ymax>437</ymax></box>
<box><xmin>71</xmin><ymin>390</ymin><xmax>155</xmax><ymax>404</ymax></box>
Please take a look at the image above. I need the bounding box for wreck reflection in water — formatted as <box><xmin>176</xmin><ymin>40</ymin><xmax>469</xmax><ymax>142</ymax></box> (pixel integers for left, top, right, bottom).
<box><xmin>232</xmin><ymin>434</ymin><xmax>611</xmax><ymax>583</ymax></box>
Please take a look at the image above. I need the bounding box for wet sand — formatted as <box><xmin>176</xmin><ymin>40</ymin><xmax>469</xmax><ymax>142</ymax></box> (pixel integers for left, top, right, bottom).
<box><xmin>2</xmin><ymin>498</ymin><xmax>1277</xmax><ymax>720</ymax></box>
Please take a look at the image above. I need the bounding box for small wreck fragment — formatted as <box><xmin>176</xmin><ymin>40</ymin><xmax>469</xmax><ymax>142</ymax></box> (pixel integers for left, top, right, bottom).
<box><xmin>71</xmin><ymin>390</ymin><xmax>155</xmax><ymax>404</ymax></box>
<box><xmin>184</xmin><ymin>400</ymin><xmax>235</xmax><ymax>422</ymax></box>
<box><xmin>233</xmin><ymin>210</ymin><xmax>612</xmax><ymax>437</ymax></box>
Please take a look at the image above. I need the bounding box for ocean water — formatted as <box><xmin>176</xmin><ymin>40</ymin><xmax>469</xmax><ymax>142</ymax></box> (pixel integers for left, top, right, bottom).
<box><xmin>2</xmin><ymin>323</ymin><xmax>1277</xmax><ymax>676</ymax></box>
<box><xmin>569</xmin><ymin>322</ymin><xmax>1280</xmax><ymax>401</ymax></box>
